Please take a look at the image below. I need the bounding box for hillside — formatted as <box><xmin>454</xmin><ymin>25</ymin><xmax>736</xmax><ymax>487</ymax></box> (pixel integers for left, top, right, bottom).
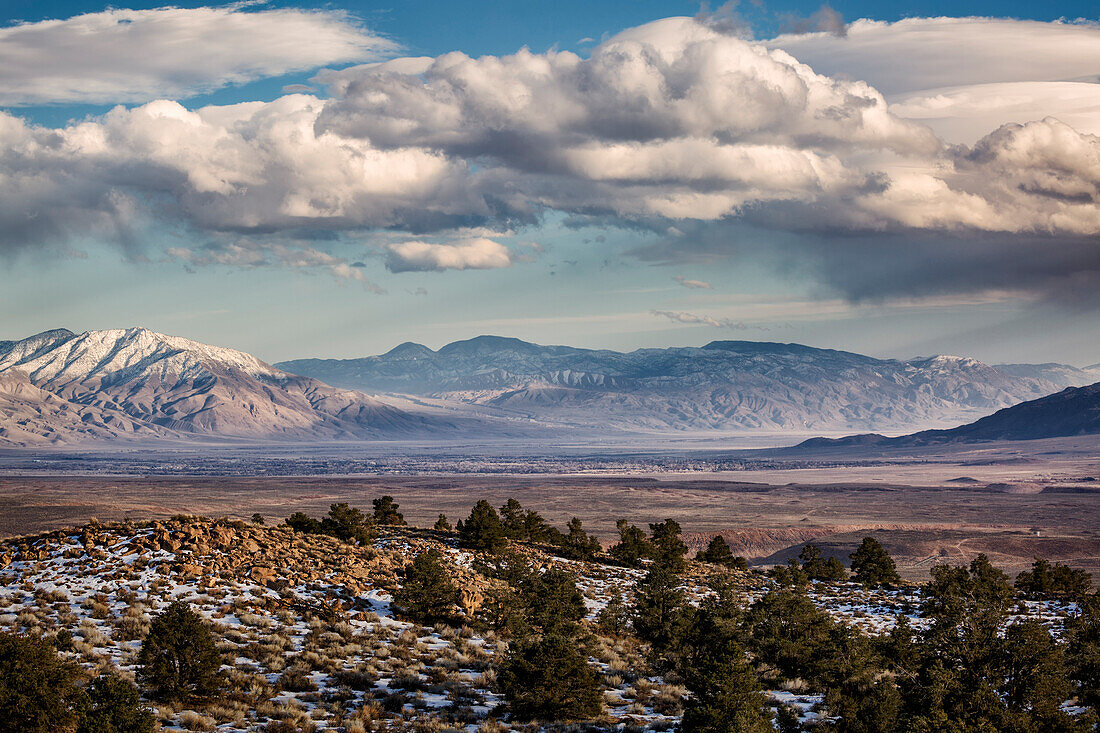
<box><xmin>0</xmin><ymin>328</ymin><xmax>474</xmax><ymax>446</ymax></box>
<box><xmin>796</xmin><ymin>382</ymin><xmax>1100</xmax><ymax>449</ymax></box>
<box><xmin>277</xmin><ymin>336</ymin><xmax>1095</xmax><ymax>434</ymax></box>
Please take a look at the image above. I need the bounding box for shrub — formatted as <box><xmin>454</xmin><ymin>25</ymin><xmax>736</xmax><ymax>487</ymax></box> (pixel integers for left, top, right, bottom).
<box><xmin>137</xmin><ymin>602</ymin><xmax>224</xmax><ymax>702</ymax></box>
<box><xmin>499</xmin><ymin>631</ymin><xmax>602</xmax><ymax>722</ymax></box>
<box><xmin>0</xmin><ymin>630</ymin><xmax>83</xmax><ymax>732</ymax></box>
<box><xmin>393</xmin><ymin>549</ymin><xmax>460</xmax><ymax>624</ymax></box>
<box><xmin>371</xmin><ymin>496</ymin><xmax>406</xmax><ymax>526</ymax></box>
<box><xmin>78</xmin><ymin>673</ymin><xmax>156</xmax><ymax>733</ymax></box>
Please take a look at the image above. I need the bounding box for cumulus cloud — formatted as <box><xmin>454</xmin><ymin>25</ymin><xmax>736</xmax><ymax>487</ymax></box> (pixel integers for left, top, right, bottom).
<box><xmin>0</xmin><ymin>6</ymin><xmax>397</xmax><ymax>105</ymax></box>
<box><xmin>383</xmin><ymin>238</ymin><xmax>514</xmax><ymax>272</ymax></box>
<box><xmin>673</xmin><ymin>275</ymin><xmax>713</xmax><ymax>289</ymax></box>
<box><xmin>651</xmin><ymin>310</ymin><xmax>767</xmax><ymax>330</ymax></box>
<box><xmin>0</xmin><ymin>14</ymin><xmax>1098</xmax><ymax>300</ymax></box>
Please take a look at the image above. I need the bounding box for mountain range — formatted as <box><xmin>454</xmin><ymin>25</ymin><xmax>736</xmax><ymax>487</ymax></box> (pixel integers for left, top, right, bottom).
<box><xmin>277</xmin><ymin>336</ymin><xmax>1100</xmax><ymax>435</ymax></box>
<box><xmin>796</xmin><ymin>382</ymin><xmax>1100</xmax><ymax>450</ymax></box>
<box><xmin>2</xmin><ymin>328</ymin><xmax>1099</xmax><ymax>447</ymax></box>
<box><xmin>0</xmin><ymin>328</ymin><xmax>476</xmax><ymax>446</ymax></box>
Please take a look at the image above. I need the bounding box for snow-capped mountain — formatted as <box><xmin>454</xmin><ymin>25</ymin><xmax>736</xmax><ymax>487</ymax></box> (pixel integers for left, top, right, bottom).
<box><xmin>0</xmin><ymin>328</ymin><xmax>473</xmax><ymax>446</ymax></box>
<box><xmin>277</xmin><ymin>336</ymin><xmax>1097</xmax><ymax>434</ymax></box>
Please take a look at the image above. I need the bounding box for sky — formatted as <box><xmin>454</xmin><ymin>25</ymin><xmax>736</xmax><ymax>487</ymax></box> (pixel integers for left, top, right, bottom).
<box><xmin>1</xmin><ymin>1</ymin><xmax>1098</xmax><ymax>366</ymax></box>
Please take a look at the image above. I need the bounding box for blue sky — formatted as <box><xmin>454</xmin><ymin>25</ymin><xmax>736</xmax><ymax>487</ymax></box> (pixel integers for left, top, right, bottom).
<box><xmin>1</xmin><ymin>1</ymin><xmax>1099</xmax><ymax>365</ymax></box>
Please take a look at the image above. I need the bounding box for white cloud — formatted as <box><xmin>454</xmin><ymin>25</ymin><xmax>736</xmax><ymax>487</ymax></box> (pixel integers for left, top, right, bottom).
<box><xmin>0</xmin><ymin>14</ymin><xmax>1097</xmax><ymax>298</ymax></box>
<box><xmin>673</xmin><ymin>276</ymin><xmax>713</xmax><ymax>289</ymax></box>
<box><xmin>769</xmin><ymin>18</ymin><xmax>1100</xmax><ymax>144</ymax></box>
<box><xmin>651</xmin><ymin>309</ymin><xmax>767</xmax><ymax>331</ymax></box>
<box><xmin>384</xmin><ymin>239</ymin><xmax>514</xmax><ymax>272</ymax></box>
<box><xmin>166</xmin><ymin>241</ymin><xmax>386</xmax><ymax>292</ymax></box>
<box><xmin>0</xmin><ymin>6</ymin><xmax>398</xmax><ymax>105</ymax></box>
<box><xmin>769</xmin><ymin>18</ymin><xmax>1100</xmax><ymax>95</ymax></box>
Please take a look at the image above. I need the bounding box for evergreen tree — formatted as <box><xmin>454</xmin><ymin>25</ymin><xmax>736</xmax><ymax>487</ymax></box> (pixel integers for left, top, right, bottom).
<box><xmin>698</xmin><ymin>535</ymin><xmax>736</xmax><ymax>566</ymax></box>
<box><xmin>322</xmin><ymin>502</ymin><xmax>375</xmax><ymax>544</ymax></box>
<box><xmin>250</xmin><ymin>513</ymin><xmax>265</xmax><ymax>525</ymax></box>
<box><xmin>457</xmin><ymin>500</ymin><xmax>508</xmax><ymax>552</ymax></box>
<box><xmin>500</xmin><ymin>498</ymin><xmax>526</xmax><ymax>539</ymax></box>
<box><xmin>632</xmin><ymin>565</ymin><xmax>688</xmax><ymax>654</ymax></box>
<box><xmin>771</xmin><ymin>558</ymin><xmax>810</xmax><ymax>588</ymax></box>
<box><xmin>597</xmin><ymin>591</ymin><xmax>632</xmax><ymax>637</ymax></box>
<box><xmin>499</xmin><ymin>631</ymin><xmax>602</xmax><ymax>722</ymax></box>
<box><xmin>849</xmin><ymin>537</ymin><xmax>900</xmax><ymax>588</ymax></box>
<box><xmin>284</xmin><ymin>511</ymin><xmax>321</xmax><ymax>534</ymax></box>
<box><xmin>433</xmin><ymin>513</ymin><xmax>452</xmax><ymax>532</ymax></box>
<box><xmin>679</xmin><ymin>597</ymin><xmax>772</xmax><ymax>733</ymax></box>
<box><xmin>609</xmin><ymin>519</ymin><xmax>654</xmax><ymax>567</ymax></box>
<box><xmin>0</xmin><ymin>630</ymin><xmax>83</xmax><ymax>733</ymax></box>
<box><xmin>371</xmin><ymin>496</ymin><xmax>406</xmax><ymax>526</ymax></box>
<box><xmin>558</xmin><ymin>517</ymin><xmax>602</xmax><ymax>560</ymax></box>
<box><xmin>799</xmin><ymin>544</ymin><xmax>847</xmax><ymax>582</ymax></box>
<box><xmin>650</xmin><ymin>518</ymin><xmax>688</xmax><ymax>571</ymax></box>
<box><xmin>522</xmin><ymin>508</ymin><xmax>554</xmax><ymax>543</ymax></box>
<box><xmin>393</xmin><ymin>549</ymin><xmax>460</xmax><ymax>624</ymax></box>
<box><xmin>137</xmin><ymin>602</ymin><xmax>224</xmax><ymax>702</ymax></box>
<box><xmin>78</xmin><ymin>673</ymin><xmax>156</xmax><ymax>733</ymax></box>
<box><xmin>1068</xmin><ymin>591</ymin><xmax>1100</xmax><ymax>714</ymax></box>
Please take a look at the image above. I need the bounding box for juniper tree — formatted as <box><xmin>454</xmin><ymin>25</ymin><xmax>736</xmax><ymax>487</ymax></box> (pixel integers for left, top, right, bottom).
<box><xmin>558</xmin><ymin>517</ymin><xmax>602</xmax><ymax>560</ymax></box>
<box><xmin>698</xmin><ymin>534</ymin><xmax>735</xmax><ymax>566</ymax></box>
<box><xmin>78</xmin><ymin>673</ymin><xmax>156</xmax><ymax>733</ymax></box>
<box><xmin>371</xmin><ymin>495</ymin><xmax>406</xmax><ymax>526</ymax></box>
<box><xmin>137</xmin><ymin>602</ymin><xmax>224</xmax><ymax>702</ymax></box>
<box><xmin>609</xmin><ymin>519</ymin><xmax>654</xmax><ymax>567</ymax></box>
<box><xmin>849</xmin><ymin>536</ymin><xmax>900</xmax><ymax>588</ymax></box>
<box><xmin>650</xmin><ymin>518</ymin><xmax>688</xmax><ymax>571</ymax></box>
<box><xmin>433</xmin><ymin>513</ymin><xmax>452</xmax><ymax>532</ymax></box>
<box><xmin>0</xmin><ymin>630</ymin><xmax>83</xmax><ymax>733</ymax></box>
<box><xmin>632</xmin><ymin>565</ymin><xmax>688</xmax><ymax>655</ymax></box>
<box><xmin>322</xmin><ymin>502</ymin><xmax>375</xmax><ymax>544</ymax></box>
<box><xmin>799</xmin><ymin>543</ymin><xmax>847</xmax><ymax>582</ymax></box>
<box><xmin>499</xmin><ymin>631</ymin><xmax>602</xmax><ymax>722</ymax></box>
<box><xmin>457</xmin><ymin>500</ymin><xmax>508</xmax><ymax>552</ymax></box>
<box><xmin>393</xmin><ymin>548</ymin><xmax>459</xmax><ymax>624</ymax></box>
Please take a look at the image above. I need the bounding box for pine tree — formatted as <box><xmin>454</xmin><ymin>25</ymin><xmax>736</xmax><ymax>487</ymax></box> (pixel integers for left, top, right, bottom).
<box><xmin>78</xmin><ymin>673</ymin><xmax>156</xmax><ymax>733</ymax></box>
<box><xmin>322</xmin><ymin>502</ymin><xmax>375</xmax><ymax>544</ymax></box>
<box><xmin>500</xmin><ymin>498</ymin><xmax>526</xmax><ymax>539</ymax></box>
<box><xmin>457</xmin><ymin>500</ymin><xmax>508</xmax><ymax>552</ymax></box>
<box><xmin>137</xmin><ymin>602</ymin><xmax>224</xmax><ymax>702</ymax></box>
<box><xmin>698</xmin><ymin>535</ymin><xmax>735</xmax><ymax>566</ymax></box>
<box><xmin>849</xmin><ymin>537</ymin><xmax>900</xmax><ymax>588</ymax></box>
<box><xmin>0</xmin><ymin>630</ymin><xmax>83</xmax><ymax>733</ymax></box>
<box><xmin>679</xmin><ymin>596</ymin><xmax>772</xmax><ymax>733</ymax></box>
<box><xmin>632</xmin><ymin>565</ymin><xmax>688</xmax><ymax>654</ymax></box>
<box><xmin>650</xmin><ymin>518</ymin><xmax>688</xmax><ymax>571</ymax></box>
<box><xmin>393</xmin><ymin>549</ymin><xmax>459</xmax><ymax>624</ymax></box>
<box><xmin>609</xmin><ymin>519</ymin><xmax>654</xmax><ymax>567</ymax></box>
<box><xmin>371</xmin><ymin>496</ymin><xmax>406</xmax><ymax>526</ymax></box>
<box><xmin>433</xmin><ymin>513</ymin><xmax>452</xmax><ymax>532</ymax></box>
<box><xmin>499</xmin><ymin>631</ymin><xmax>602</xmax><ymax>722</ymax></box>
<box><xmin>799</xmin><ymin>544</ymin><xmax>847</xmax><ymax>582</ymax></box>
<box><xmin>558</xmin><ymin>517</ymin><xmax>602</xmax><ymax>560</ymax></box>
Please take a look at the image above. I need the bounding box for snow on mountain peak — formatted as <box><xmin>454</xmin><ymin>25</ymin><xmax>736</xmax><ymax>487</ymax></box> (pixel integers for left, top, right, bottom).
<box><xmin>0</xmin><ymin>327</ymin><xmax>284</xmax><ymax>385</ymax></box>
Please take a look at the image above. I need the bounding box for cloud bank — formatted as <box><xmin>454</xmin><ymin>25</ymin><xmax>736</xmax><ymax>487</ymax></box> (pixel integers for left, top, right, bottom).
<box><xmin>0</xmin><ymin>6</ymin><xmax>397</xmax><ymax>105</ymax></box>
<box><xmin>0</xmin><ymin>14</ymin><xmax>1097</xmax><ymax>300</ymax></box>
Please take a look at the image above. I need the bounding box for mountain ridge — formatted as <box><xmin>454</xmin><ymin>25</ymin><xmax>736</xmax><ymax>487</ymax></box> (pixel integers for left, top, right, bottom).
<box><xmin>276</xmin><ymin>336</ymin><xmax>1098</xmax><ymax>435</ymax></box>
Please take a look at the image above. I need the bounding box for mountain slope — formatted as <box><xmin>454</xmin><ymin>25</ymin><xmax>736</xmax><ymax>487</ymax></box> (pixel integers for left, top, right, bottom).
<box><xmin>796</xmin><ymin>382</ymin><xmax>1100</xmax><ymax>449</ymax></box>
<box><xmin>0</xmin><ymin>328</ymin><xmax>471</xmax><ymax>446</ymax></box>
<box><xmin>277</xmin><ymin>337</ymin><xmax>1095</xmax><ymax>434</ymax></box>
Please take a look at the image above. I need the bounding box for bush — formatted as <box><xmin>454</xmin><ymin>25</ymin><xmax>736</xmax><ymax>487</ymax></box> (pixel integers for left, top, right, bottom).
<box><xmin>849</xmin><ymin>537</ymin><xmax>900</xmax><ymax>588</ymax></box>
<box><xmin>556</xmin><ymin>517</ymin><xmax>602</xmax><ymax>560</ymax></box>
<box><xmin>393</xmin><ymin>549</ymin><xmax>460</xmax><ymax>624</ymax></box>
<box><xmin>609</xmin><ymin>519</ymin><xmax>654</xmax><ymax>567</ymax></box>
<box><xmin>0</xmin><ymin>630</ymin><xmax>83</xmax><ymax>732</ymax></box>
<box><xmin>78</xmin><ymin>673</ymin><xmax>156</xmax><ymax>733</ymax></box>
<box><xmin>137</xmin><ymin>602</ymin><xmax>224</xmax><ymax>702</ymax></box>
<box><xmin>371</xmin><ymin>496</ymin><xmax>406</xmax><ymax>526</ymax></box>
<box><xmin>457</xmin><ymin>500</ymin><xmax>507</xmax><ymax>553</ymax></box>
<box><xmin>499</xmin><ymin>631</ymin><xmax>602</xmax><ymax>721</ymax></box>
